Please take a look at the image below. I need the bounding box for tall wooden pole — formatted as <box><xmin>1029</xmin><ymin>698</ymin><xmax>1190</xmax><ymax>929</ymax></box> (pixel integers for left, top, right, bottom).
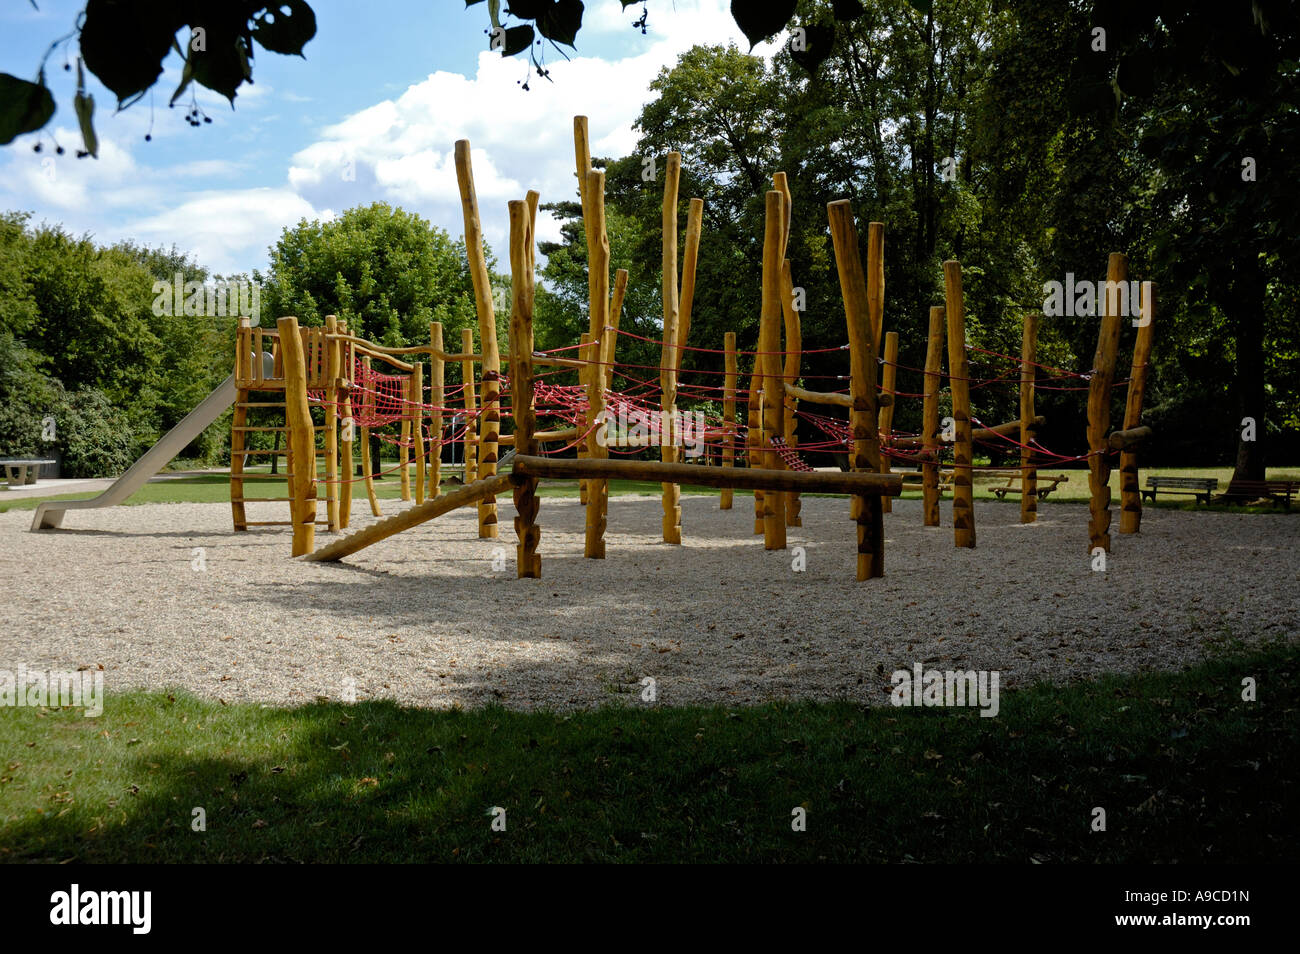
<box><xmin>428</xmin><ymin>322</ymin><xmax>444</xmax><ymax>499</ymax></box>
<box><xmin>507</xmin><ymin>199</ymin><xmax>540</xmax><ymax>578</ymax></box>
<box><xmin>575</xmin><ymin>118</ymin><xmax>596</xmax><ymax>505</ymax></box>
<box><xmin>278</xmin><ymin>316</ymin><xmax>316</xmax><ymax>557</ymax></box>
<box><xmin>411</xmin><ymin>360</ymin><xmax>425</xmax><ymax>505</ymax></box>
<box><xmin>879</xmin><ymin>330</ymin><xmax>898</xmax><ymax>514</ymax></box>
<box><xmin>1019</xmin><ymin>313</ymin><xmax>1039</xmax><ymax>524</ymax></box>
<box><xmin>660</xmin><ymin>151</ymin><xmax>683</xmax><ymax>544</ymax></box>
<box><xmin>324</xmin><ymin>315</ymin><xmax>340</xmax><ymax>531</ymax></box>
<box><xmin>678</xmin><ymin>198</ymin><xmax>704</xmax><ymax>357</ymax></box>
<box><xmin>759</xmin><ymin>190</ymin><xmax>787</xmax><ymax>549</ymax></box>
<box><xmin>1119</xmin><ymin>282</ymin><xmax>1156</xmax><ymax>534</ymax></box>
<box><xmin>943</xmin><ymin>261</ymin><xmax>976</xmax><ymax>549</ymax></box>
<box><xmin>339</xmin><ymin>322</ymin><xmax>354</xmax><ymax>529</ymax></box>
<box><xmin>454</xmin><ymin>139</ymin><xmax>500</xmax><ymax>538</ymax></box>
<box><xmin>583</xmin><ymin>331</ymin><xmax>607</xmax><ymax>558</ymax></box>
<box><xmin>747</xmin><ymin>360</ymin><xmax>763</xmax><ymax>534</ymax></box>
<box><xmin>461</xmin><ymin>327</ymin><xmax>477</xmax><ymax>484</ymax></box>
<box><xmin>781</xmin><ymin>260</ymin><xmax>802</xmax><ymax>527</ymax></box>
<box><xmin>359</xmin><ymin>355</ymin><xmax>380</xmax><ymax>517</ymax></box>
<box><xmin>605</xmin><ymin>268</ymin><xmax>627</xmax><ymax>392</ymax></box>
<box><xmin>721</xmin><ymin>331</ymin><xmax>737</xmax><ymax>510</ymax></box>
<box><xmin>1088</xmin><ymin>253</ymin><xmax>1127</xmax><ymax>553</ymax></box>
<box><xmin>828</xmin><ymin>202</ymin><xmax>884</xmax><ymax>580</ymax></box>
<box><xmin>922</xmin><ymin>305</ymin><xmax>944</xmax><ymax>527</ymax></box>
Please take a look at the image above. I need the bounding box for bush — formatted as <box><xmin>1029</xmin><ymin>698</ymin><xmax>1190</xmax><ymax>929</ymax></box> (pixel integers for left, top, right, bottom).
<box><xmin>48</xmin><ymin>389</ymin><xmax>137</xmax><ymax>478</ymax></box>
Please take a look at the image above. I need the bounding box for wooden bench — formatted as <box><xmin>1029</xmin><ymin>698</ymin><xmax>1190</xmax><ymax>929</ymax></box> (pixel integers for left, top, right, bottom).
<box><xmin>0</xmin><ymin>458</ymin><xmax>56</xmax><ymax>489</ymax></box>
<box><xmin>1141</xmin><ymin>476</ymin><xmax>1218</xmax><ymax>504</ymax></box>
<box><xmin>1223</xmin><ymin>478</ymin><xmax>1300</xmax><ymax>509</ymax></box>
<box><xmin>988</xmin><ymin>471</ymin><xmax>1069</xmax><ymax>500</ymax></box>
<box><xmin>893</xmin><ymin>466</ymin><xmax>954</xmax><ymax>492</ymax></box>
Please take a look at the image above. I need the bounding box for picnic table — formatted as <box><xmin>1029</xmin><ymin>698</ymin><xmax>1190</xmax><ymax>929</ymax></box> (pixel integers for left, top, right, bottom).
<box><xmin>0</xmin><ymin>458</ymin><xmax>56</xmax><ymax>489</ymax></box>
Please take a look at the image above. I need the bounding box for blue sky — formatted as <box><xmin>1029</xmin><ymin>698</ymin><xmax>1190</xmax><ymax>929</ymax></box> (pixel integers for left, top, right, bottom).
<box><xmin>0</xmin><ymin>1</ymin><xmax>778</xmax><ymax>275</ymax></box>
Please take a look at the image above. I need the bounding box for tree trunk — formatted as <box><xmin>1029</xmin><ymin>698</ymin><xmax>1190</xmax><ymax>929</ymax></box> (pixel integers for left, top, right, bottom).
<box><xmin>1232</xmin><ymin>255</ymin><xmax>1267</xmax><ymax>481</ymax></box>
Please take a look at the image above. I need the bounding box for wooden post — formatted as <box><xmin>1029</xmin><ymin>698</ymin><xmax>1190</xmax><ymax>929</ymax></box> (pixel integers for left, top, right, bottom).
<box><xmin>760</xmin><ymin>190</ymin><xmax>787</xmax><ymax>549</ymax></box>
<box><xmin>781</xmin><ymin>260</ymin><xmax>802</xmax><ymax>527</ymax></box>
<box><xmin>879</xmin><ymin>331</ymin><xmax>898</xmax><ymax>514</ymax></box>
<box><xmin>455</xmin><ymin>139</ymin><xmax>500</xmax><ymax>538</ymax></box>
<box><xmin>922</xmin><ymin>306</ymin><xmax>944</xmax><ymax>527</ymax></box>
<box><xmin>828</xmin><ymin>202</ymin><xmax>884</xmax><ymax>579</ymax></box>
<box><xmin>507</xmin><ymin>199</ymin><xmax>540</xmax><ymax>578</ymax></box>
<box><xmin>1087</xmin><ymin>253</ymin><xmax>1127</xmax><ymax>553</ymax></box>
<box><xmin>660</xmin><ymin>151</ymin><xmax>683</xmax><ymax>545</ymax></box>
<box><xmin>583</xmin><ymin>332</ymin><xmax>607</xmax><ymax>558</ymax></box>
<box><xmin>399</xmin><ymin>366</ymin><xmax>414</xmax><ymax>502</ymax></box>
<box><xmin>1119</xmin><ymin>282</ymin><xmax>1156</xmax><ymax>534</ymax></box>
<box><xmin>359</xmin><ymin>355</ymin><xmax>380</xmax><ymax>517</ymax></box>
<box><xmin>278</xmin><ymin>316</ymin><xmax>316</xmax><ymax>557</ymax></box>
<box><xmin>943</xmin><ymin>261</ymin><xmax>976</xmax><ymax>548</ymax></box>
<box><xmin>1019</xmin><ymin>313</ymin><xmax>1039</xmax><ymax>524</ymax></box>
<box><xmin>574</xmin><ymin>120</ymin><xmax>595</xmax><ymax>506</ymax></box>
<box><xmin>748</xmin><ymin>362</ymin><xmax>763</xmax><ymax>534</ymax></box>
<box><xmin>678</xmin><ymin>198</ymin><xmax>704</xmax><ymax>356</ymax></box>
<box><xmin>583</xmin><ymin>167</ymin><xmax>611</xmax><ymax>529</ymax></box>
<box><xmin>339</xmin><ymin>322</ymin><xmax>354</xmax><ymax>529</ymax></box>
<box><xmin>428</xmin><ymin>322</ymin><xmax>444</xmax><ymax>499</ymax></box>
<box><xmin>324</xmin><ymin>315</ymin><xmax>340</xmax><ymax>531</ymax></box>
<box><xmin>461</xmin><ymin>327</ymin><xmax>478</xmax><ymax>484</ymax></box>
<box><xmin>721</xmin><ymin>331</ymin><xmax>737</xmax><ymax>510</ymax></box>
<box><xmin>605</xmin><ymin>268</ymin><xmax>627</xmax><ymax>392</ymax></box>
<box><xmin>412</xmin><ymin>360</ymin><xmax>426</xmax><ymax>505</ymax></box>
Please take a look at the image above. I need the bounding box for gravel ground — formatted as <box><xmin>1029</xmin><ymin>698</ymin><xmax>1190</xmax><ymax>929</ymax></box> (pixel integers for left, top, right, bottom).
<box><xmin>2</xmin><ymin>494</ymin><xmax>1295</xmax><ymax>710</ymax></box>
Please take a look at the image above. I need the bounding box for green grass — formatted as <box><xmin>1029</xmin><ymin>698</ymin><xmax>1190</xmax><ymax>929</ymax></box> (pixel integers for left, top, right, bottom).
<box><xmin>6</xmin><ymin>463</ymin><xmax>1297</xmax><ymax>514</ymax></box>
<box><xmin>1</xmin><ymin>643</ymin><xmax>1294</xmax><ymax>863</ymax></box>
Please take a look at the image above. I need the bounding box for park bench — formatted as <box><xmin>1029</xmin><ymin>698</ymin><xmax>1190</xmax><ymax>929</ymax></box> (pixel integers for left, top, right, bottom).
<box><xmin>1141</xmin><ymin>476</ymin><xmax>1218</xmax><ymax>505</ymax></box>
<box><xmin>988</xmin><ymin>470</ymin><xmax>1070</xmax><ymax>500</ymax></box>
<box><xmin>1223</xmin><ymin>478</ymin><xmax>1299</xmax><ymax>509</ymax></box>
<box><xmin>0</xmin><ymin>458</ymin><xmax>56</xmax><ymax>490</ymax></box>
<box><xmin>894</xmin><ymin>466</ymin><xmax>954</xmax><ymax>491</ymax></box>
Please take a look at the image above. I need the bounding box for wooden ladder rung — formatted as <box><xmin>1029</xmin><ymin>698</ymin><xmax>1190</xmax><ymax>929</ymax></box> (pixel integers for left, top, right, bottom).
<box><xmin>235</xmin><ymin>402</ymin><xmax>287</xmax><ymax>409</ymax></box>
<box><xmin>232</xmin><ymin>426</ymin><xmax>287</xmax><ymax>432</ymax></box>
<box><xmin>244</xmin><ymin>520</ymin><xmax>331</xmax><ymax>527</ymax></box>
<box><xmin>233</xmin><ymin>449</ymin><xmax>290</xmax><ymax>455</ymax></box>
<box><xmin>230</xmin><ymin>497</ymin><xmax>286</xmax><ymax>503</ymax></box>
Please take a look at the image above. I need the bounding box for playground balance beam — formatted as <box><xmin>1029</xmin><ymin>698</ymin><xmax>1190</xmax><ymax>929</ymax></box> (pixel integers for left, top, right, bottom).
<box><xmin>510</xmin><ymin>455</ymin><xmax>904</xmax><ymax>496</ymax></box>
<box><xmin>302</xmin><ymin>473</ymin><xmax>513</xmax><ymax>562</ymax></box>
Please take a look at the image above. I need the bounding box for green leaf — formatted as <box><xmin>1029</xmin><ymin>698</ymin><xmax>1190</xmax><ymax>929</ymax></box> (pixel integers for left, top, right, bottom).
<box><xmin>0</xmin><ymin>72</ymin><xmax>55</xmax><ymax>144</ymax></box>
<box><xmin>79</xmin><ymin>0</ymin><xmax>183</xmax><ymax>105</ymax></box>
<box><xmin>252</xmin><ymin>0</ymin><xmax>317</xmax><ymax>57</ymax></box>
<box><xmin>790</xmin><ymin>22</ymin><xmax>836</xmax><ymax>73</ymax></box>
<box><xmin>74</xmin><ymin>58</ymin><xmax>98</xmax><ymax>158</ymax></box>
<box><xmin>730</xmin><ymin>0</ymin><xmax>797</xmax><ymax>50</ymax></box>
<box><xmin>506</xmin><ymin>0</ymin><xmax>549</xmax><ymax>18</ymax></box>
<box><xmin>170</xmin><ymin>49</ymin><xmax>194</xmax><ymax>106</ymax></box>
<box><xmin>536</xmin><ymin>0</ymin><xmax>583</xmax><ymax>47</ymax></box>
<box><xmin>189</xmin><ymin>11</ymin><xmax>253</xmax><ymax>103</ymax></box>
<box><xmin>503</xmin><ymin>24</ymin><xmax>535</xmax><ymax>56</ymax></box>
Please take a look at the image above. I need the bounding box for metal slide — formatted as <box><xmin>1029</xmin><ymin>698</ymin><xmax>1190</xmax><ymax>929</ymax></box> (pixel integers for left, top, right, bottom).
<box><xmin>31</xmin><ymin>353</ymin><xmax>272</xmax><ymax>531</ymax></box>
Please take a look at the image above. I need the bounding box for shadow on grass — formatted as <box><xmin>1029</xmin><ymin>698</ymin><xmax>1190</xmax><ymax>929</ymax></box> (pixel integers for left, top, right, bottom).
<box><xmin>1</xmin><ymin>644</ymin><xmax>1295</xmax><ymax>863</ymax></box>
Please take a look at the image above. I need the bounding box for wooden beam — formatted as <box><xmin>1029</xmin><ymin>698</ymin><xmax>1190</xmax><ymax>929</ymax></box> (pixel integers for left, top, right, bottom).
<box><xmin>507</xmin><ymin>198</ymin><xmax>540</xmax><ymax>578</ymax></box>
<box><xmin>879</xmin><ymin>330</ymin><xmax>898</xmax><ymax>514</ymax></box>
<box><xmin>278</xmin><ymin>316</ymin><xmax>316</xmax><ymax>557</ymax></box>
<box><xmin>944</xmin><ymin>260</ymin><xmax>976</xmax><ymax>548</ymax></box>
<box><xmin>461</xmin><ymin>327</ymin><xmax>477</xmax><ymax>483</ymax></box>
<box><xmin>1088</xmin><ymin>253</ymin><xmax>1126</xmax><ymax>553</ymax></box>
<box><xmin>1108</xmin><ymin>425</ymin><xmax>1152</xmax><ymax>450</ymax></box>
<box><xmin>1119</xmin><ymin>283</ymin><xmax>1156</xmax><ymax>533</ymax></box>
<box><xmin>759</xmin><ymin>190</ymin><xmax>787</xmax><ymax>549</ymax></box>
<box><xmin>583</xmin><ymin>332</ymin><xmax>607</xmax><ymax>559</ymax></box>
<box><xmin>428</xmin><ymin>322</ymin><xmax>444</xmax><ymax>499</ymax></box>
<box><xmin>781</xmin><ymin>259</ymin><xmax>802</xmax><ymax>527</ymax></box>
<box><xmin>1020</xmin><ymin>312</ymin><xmax>1039</xmax><ymax>524</ymax></box>
<box><xmin>922</xmin><ymin>305</ymin><xmax>944</xmax><ymax>527</ymax></box>
<box><xmin>303</xmin><ymin>474</ymin><xmax>512</xmax><ymax>563</ymax></box>
<box><xmin>828</xmin><ymin>201</ymin><xmax>884</xmax><ymax>580</ymax></box>
<box><xmin>721</xmin><ymin>331</ymin><xmax>737</xmax><ymax>510</ymax></box>
<box><xmin>660</xmin><ymin>151</ymin><xmax>683</xmax><ymax>544</ymax></box>
<box><xmin>455</xmin><ymin>139</ymin><xmax>500</xmax><ymax>539</ymax></box>
<box><xmin>512</xmin><ymin>455</ymin><xmax>902</xmax><ymax>496</ymax></box>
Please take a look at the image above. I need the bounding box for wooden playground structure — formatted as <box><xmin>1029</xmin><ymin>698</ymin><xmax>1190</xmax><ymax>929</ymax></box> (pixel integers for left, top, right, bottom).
<box><xmin>231</xmin><ymin>116</ymin><xmax>1157</xmax><ymax>579</ymax></box>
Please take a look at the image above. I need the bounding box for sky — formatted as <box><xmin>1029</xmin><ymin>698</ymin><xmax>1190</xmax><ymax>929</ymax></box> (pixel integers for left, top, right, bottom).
<box><xmin>0</xmin><ymin>0</ymin><xmax>782</xmax><ymax>276</ymax></box>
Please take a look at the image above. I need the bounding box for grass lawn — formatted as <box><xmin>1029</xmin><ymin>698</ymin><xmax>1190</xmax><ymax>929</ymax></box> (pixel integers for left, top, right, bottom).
<box><xmin>0</xmin><ymin>642</ymin><xmax>1294</xmax><ymax>863</ymax></box>
<box><xmin>5</xmin><ymin>463</ymin><xmax>1297</xmax><ymax>514</ymax></box>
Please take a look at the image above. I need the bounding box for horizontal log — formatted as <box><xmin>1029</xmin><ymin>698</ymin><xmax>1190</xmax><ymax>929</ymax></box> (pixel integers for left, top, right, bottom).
<box><xmin>302</xmin><ymin>473</ymin><xmax>512</xmax><ymax>562</ymax></box>
<box><xmin>1108</xmin><ymin>425</ymin><xmax>1152</xmax><ymax>450</ymax></box>
<box><xmin>511</xmin><ymin>455</ymin><xmax>903</xmax><ymax>496</ymax></box>
<box><xmin>891</xmin><ymin>415</ymin><xmax>1045</xmax><ymax>448</ymax></box>
<box><xmin>782</xmin><ymin>382</ymin><xmax>892</xmax><ymax>408</ymax></box>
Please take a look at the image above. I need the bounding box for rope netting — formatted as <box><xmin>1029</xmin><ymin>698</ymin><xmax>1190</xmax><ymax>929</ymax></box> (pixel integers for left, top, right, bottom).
<box><xmin>289</xmin><ymin>326</ymin><xmax>1117</xmax><ymax>487</ymax></box>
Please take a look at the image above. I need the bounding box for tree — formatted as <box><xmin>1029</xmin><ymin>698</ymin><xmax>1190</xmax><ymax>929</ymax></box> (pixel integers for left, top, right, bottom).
<box><xmin>261</xmin><ymin>202</ymin><xmax>487</xmax><ymax>347</ymax></box>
